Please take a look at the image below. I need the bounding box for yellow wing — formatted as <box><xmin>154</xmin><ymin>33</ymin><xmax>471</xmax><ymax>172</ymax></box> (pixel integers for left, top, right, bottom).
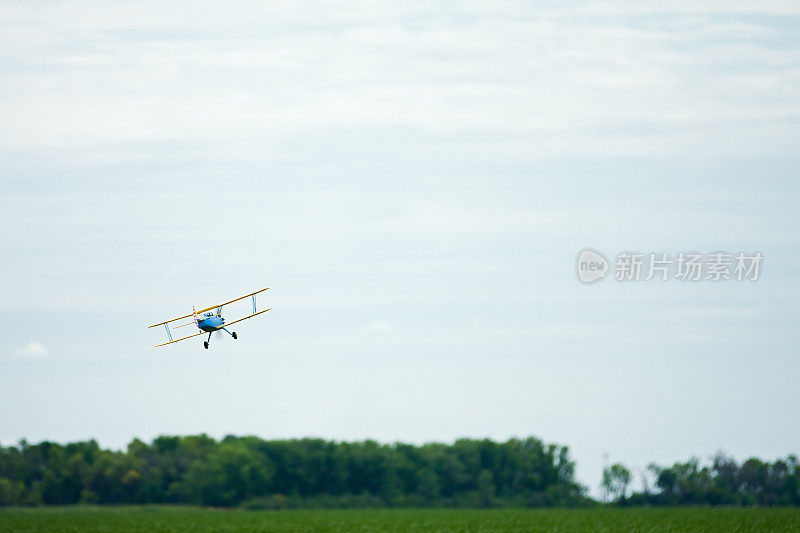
<box><xmin>154</xmin><ymin>330</ymin><xmax>205</xmax><ymax>348</ymax></box>
<box><xmin>196</xmin><ymin>288</ymin><xmax>269</xmax><ymax>315</ymax></box>
<box><xmin>148</xmin><ymin>288</ymin><xmax>269</xmax><ymax>328</ymax></box>
<box><xmin>216</xmin><ymin>308</ymin><xmax>271</xmax><ymax>329</ymax></box>
<box><xmin>148</xmin><ymin>312</ymin><xmax>194</xmax><ymax>329</ymax></box>
<box><xmin>154</xmin><ymin>309</ymin><xmax>271</xmax><ymax>347</ymax></box>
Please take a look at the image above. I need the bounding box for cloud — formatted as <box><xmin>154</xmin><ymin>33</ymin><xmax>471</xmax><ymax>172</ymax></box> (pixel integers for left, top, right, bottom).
<box><xmin>363</xmin><ymin>320</ymin><xmax>395</xmax><ymax>334</ymax></box>
<box><xmin>13</xmin><ymin>341</ymin><xmax>50</xmax><ymax>358</ymax></box>
<box><xmin>1</xmin><ymin>2</ymin><xmax>798</xmax><ymax>158</ymax></box>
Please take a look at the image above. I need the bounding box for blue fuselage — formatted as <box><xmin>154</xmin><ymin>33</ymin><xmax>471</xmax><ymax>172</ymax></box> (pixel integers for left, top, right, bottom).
<box><xmin>197</xmin><ymin>314</ymin><xmax>224</xmax><ymax>332</ymax></box>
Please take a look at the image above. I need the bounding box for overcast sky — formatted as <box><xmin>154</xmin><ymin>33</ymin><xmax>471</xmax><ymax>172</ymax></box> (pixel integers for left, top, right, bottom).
<box><xmin>1</xmin><ymin>1</ymin><xmax>799</xmax><ymax>496</ymax></box>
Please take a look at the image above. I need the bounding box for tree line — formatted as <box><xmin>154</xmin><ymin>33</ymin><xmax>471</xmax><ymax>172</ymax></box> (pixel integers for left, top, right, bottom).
<box><xmin>602</xmin><ymin>453</ymin><xmax>800</xmax><ymax>506</ymax></box>
<box><xmin>0</xmin><ymin>435</ymin><xmax>587</xmax><ymax>508</ymax></box>
<box><xmin>2</xmin><ymin>435</ymin><xmax>798</xmax><ymax>508</ymax></box>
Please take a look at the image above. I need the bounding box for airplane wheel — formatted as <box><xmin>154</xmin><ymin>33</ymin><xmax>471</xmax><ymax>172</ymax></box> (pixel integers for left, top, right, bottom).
<box><xmin>232</xmin><ymin>332</ymin><xmax>238</xmax><ymax>340</ymax></box>
<box><xmin>203</xmin><ymin>342</ymin><xmax>209</xmax><ymax>349</ymax></box>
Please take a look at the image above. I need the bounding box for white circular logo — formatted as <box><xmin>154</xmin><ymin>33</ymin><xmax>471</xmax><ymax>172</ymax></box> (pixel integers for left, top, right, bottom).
<box><xmin>576</xmin><ymin>248</ymin><xmax>609</xmax><ymax>284</ymax></box>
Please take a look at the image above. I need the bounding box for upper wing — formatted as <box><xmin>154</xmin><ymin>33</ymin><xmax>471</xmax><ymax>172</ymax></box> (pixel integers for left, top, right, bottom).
<box><xmin>148</xmin><ymin>288</ymin><xmax>269</xmax><ymax>328</ymax></box>
<box><xmin>148</xmin><ymin>312</ymin><xmax>194</xmax><ymax>329</ymax></box>
<box><xmin>216</xmin><ymin>308</ymin><xmax>271</xmax><ymax>329</ymax></box>
<box><xmin>196</xmin><ymin>288</ymin><xmax>269</xmax><ymax>315</ymax></box>
<box><xmin>154</xmin><ymin>330</ymin><xmax>205</xmax><ymax>348</ymax></box>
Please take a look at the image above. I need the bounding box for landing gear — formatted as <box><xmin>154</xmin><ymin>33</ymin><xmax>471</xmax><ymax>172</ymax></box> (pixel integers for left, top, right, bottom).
<box><xmin>204</xmin><ymin>331</ymin><xmax>212</xmax><ymax>349</ymax></box>
<box><xmin>203</xmin><ymin>328</ymin><xmax>236</xmax><ymax>348</ymax></box>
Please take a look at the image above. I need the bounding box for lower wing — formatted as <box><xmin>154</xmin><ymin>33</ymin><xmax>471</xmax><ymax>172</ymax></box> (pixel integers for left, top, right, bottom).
<box><xmin>154</xmin><ymin>330</ymin><xmax>205</xmax><ymax>348</ymax></box>
<box><xmin>217</xmin><ymin>308</ymin><xmax>271</xmax><ymax>329</ymax></box>
<box><xmin>154</xmin><ymin>309</ymin><xmax>271</xmax><ymax>346</ymax></box>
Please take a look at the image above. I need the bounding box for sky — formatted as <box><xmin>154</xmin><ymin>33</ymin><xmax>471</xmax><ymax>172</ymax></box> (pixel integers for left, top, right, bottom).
<box><xmin>1</xmin><ymin>1</ymin><xmax>799</xmax><ymax>496</ymax></box>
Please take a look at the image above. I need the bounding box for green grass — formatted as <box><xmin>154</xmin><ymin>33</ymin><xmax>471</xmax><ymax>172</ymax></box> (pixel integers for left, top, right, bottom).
<box><xmin>1</xmin><ymin>506</ymin><xmax>799</xmax><ymax>532</ymax></box>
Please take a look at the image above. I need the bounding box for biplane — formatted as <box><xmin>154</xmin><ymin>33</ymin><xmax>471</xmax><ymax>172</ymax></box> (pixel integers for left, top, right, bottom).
<box><xmin>149</xmin><ymin>288</ymin><xmax>270</xmax><ymax>349</ymax></box>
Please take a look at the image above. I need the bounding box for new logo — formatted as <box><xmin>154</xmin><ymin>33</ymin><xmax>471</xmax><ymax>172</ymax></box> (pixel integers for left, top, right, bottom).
<box><xmin>576</xmin><ymin>248</ymin><xmax>609</xmax><ymax>284</ymax></box>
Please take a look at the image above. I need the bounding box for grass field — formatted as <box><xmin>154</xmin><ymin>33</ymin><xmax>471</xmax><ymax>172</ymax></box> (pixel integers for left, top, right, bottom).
<box><xmin>2</xmin><ymin>506</ymin><xmax>800</xmax><ymax>532</ymax></box>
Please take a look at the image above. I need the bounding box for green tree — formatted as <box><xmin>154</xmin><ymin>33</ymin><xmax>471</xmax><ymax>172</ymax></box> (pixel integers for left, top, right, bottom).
<box><xmin>477</xmin><ymin>469</ymin><xmax>495</xmax><ymax>507</ymax></box>
<box><xmin>602</xmin><ymin>463</ymin><xmax>631</xmax><ymax>502</ymax></box>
